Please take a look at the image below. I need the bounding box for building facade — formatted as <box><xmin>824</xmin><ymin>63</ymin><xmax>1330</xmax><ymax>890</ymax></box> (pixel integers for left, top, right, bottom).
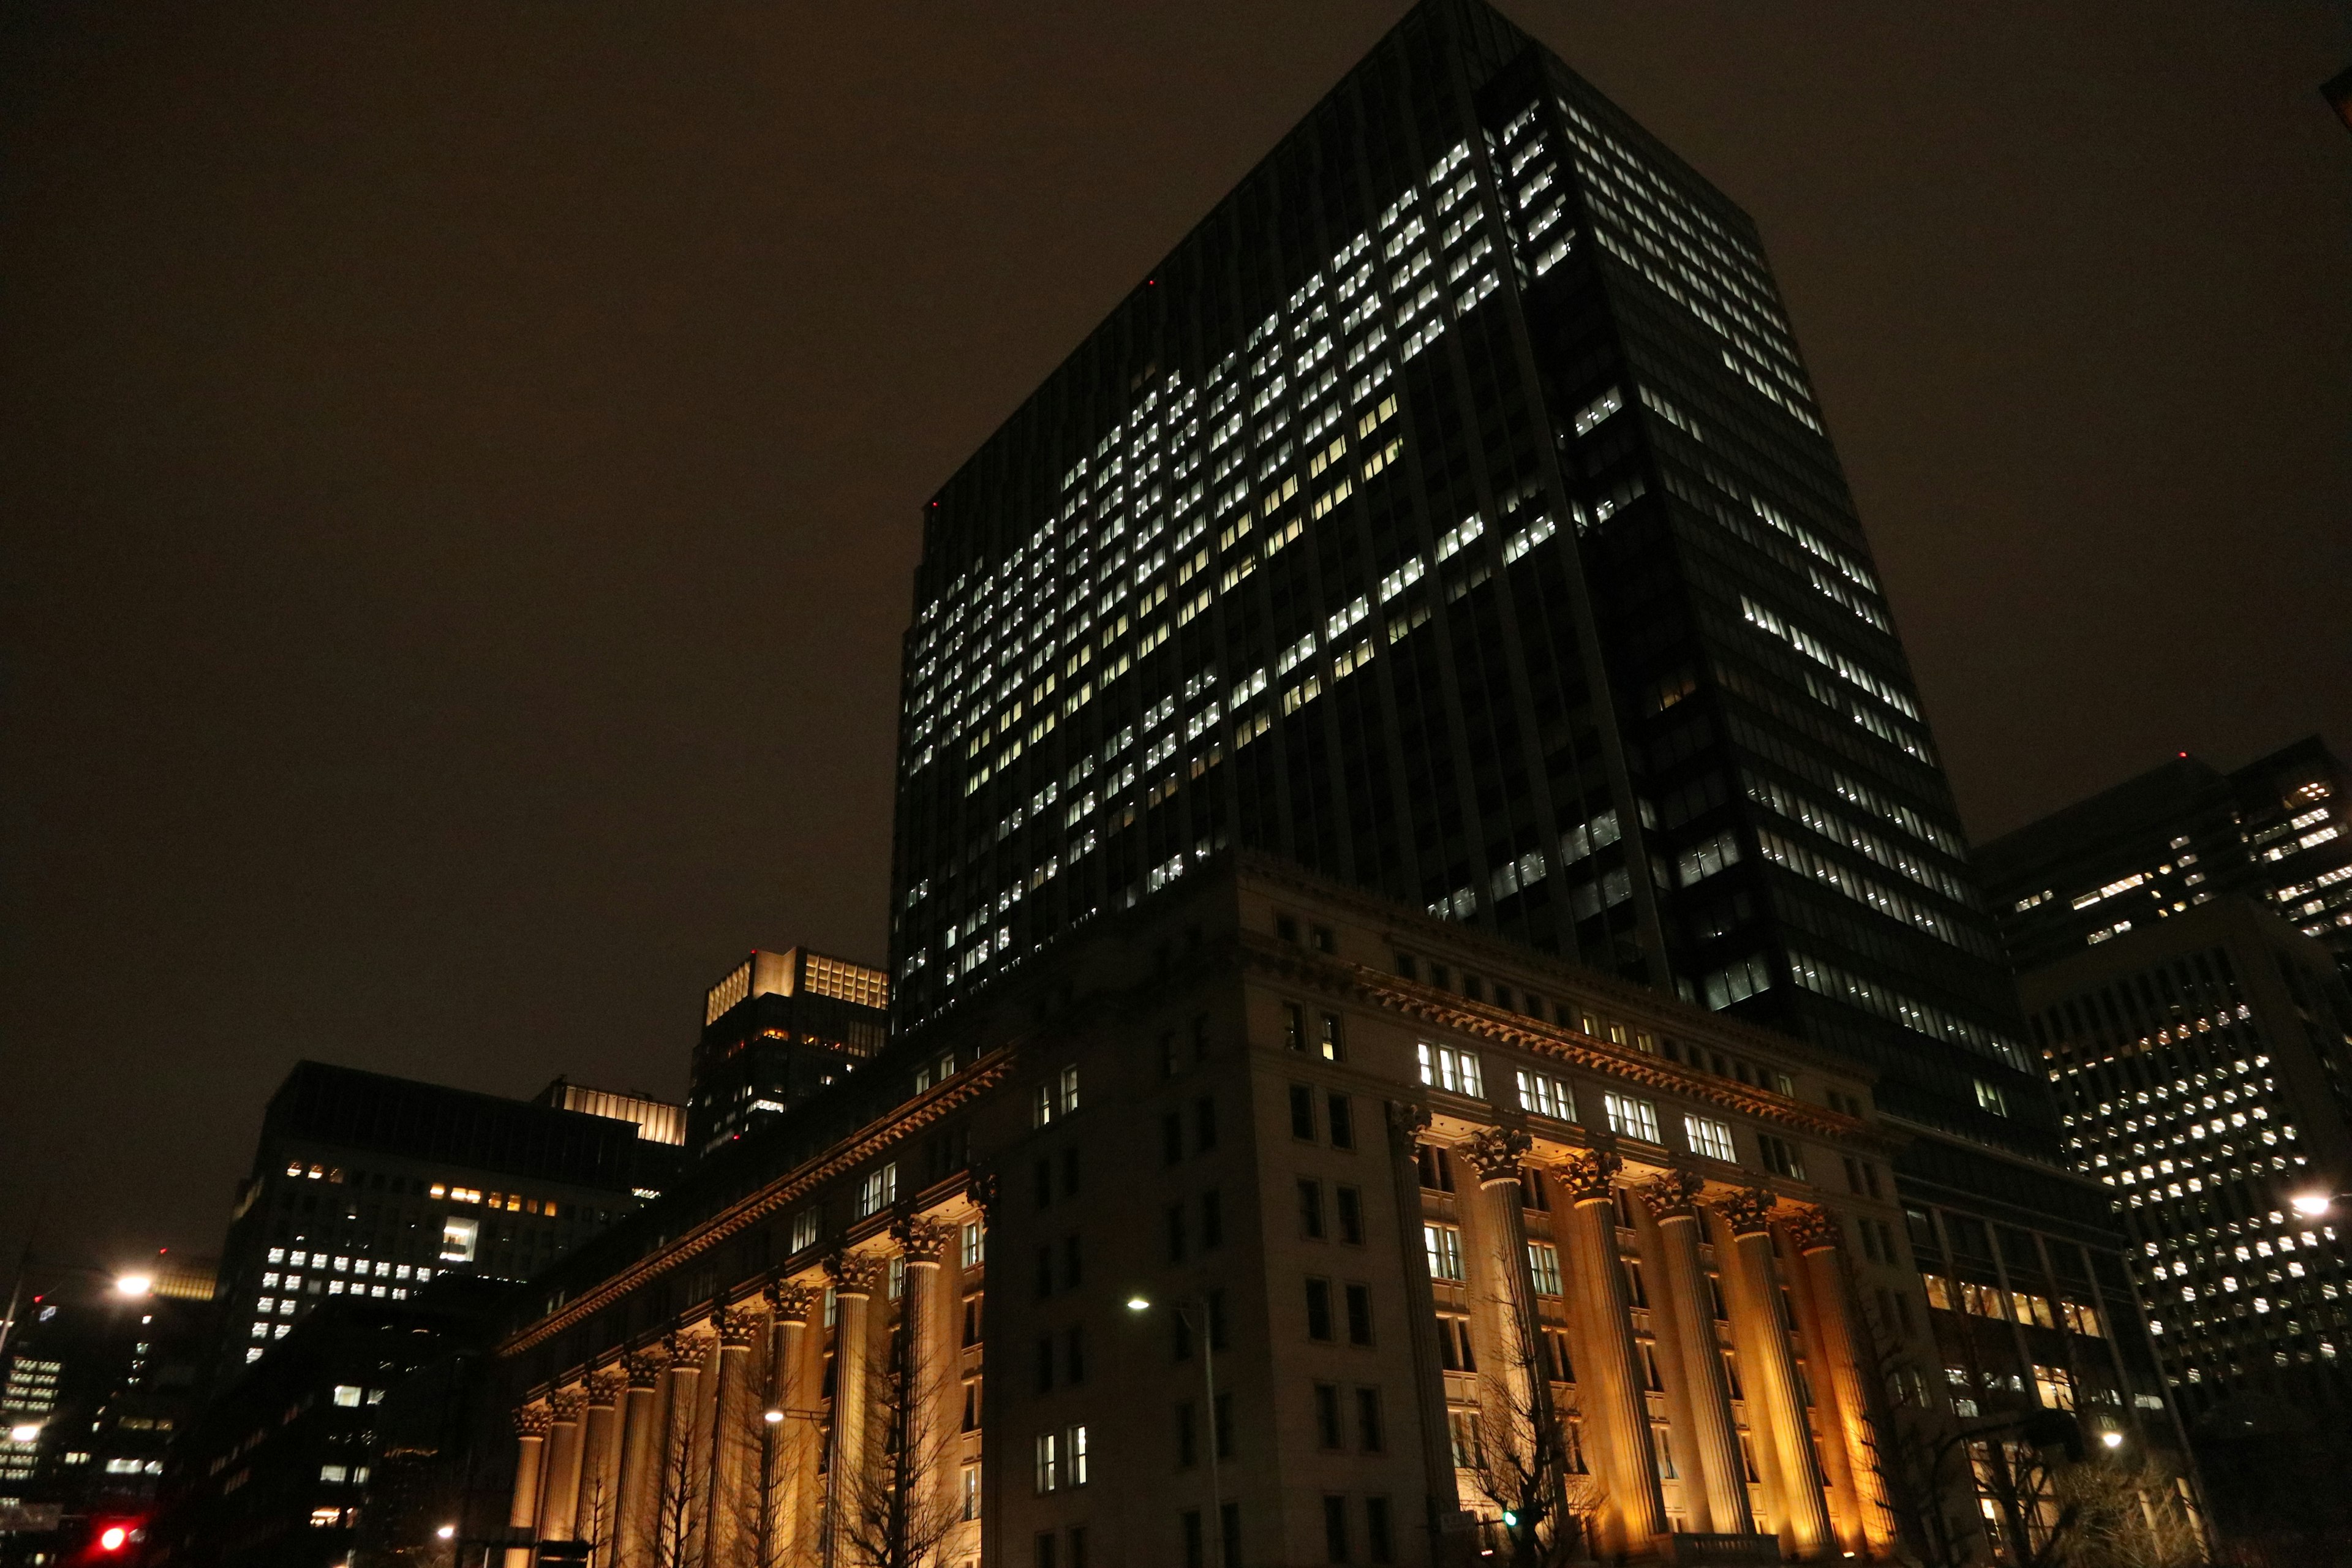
<box><xmin>687</xmin><ymin>949</ymin><xmax>893</xmax><ymax>1158</ymax></box>
<box><xmin>1978</xmin><ymin>736</ymin><xmax>2352</xmax><ymax>980</ymax></box>
<box><xmin>486</xmin><ymin>860</ymin><xmax>2196</xmax><ymax>1568</ymax></box>
<box><xmin>209</xmin><ymin>1063</ymin><xmax>684</xmax><ymax>1389</ymax></box>
<box><xmin>887</xmin><ymin>0</ymin><xmax>2117</xmax><ymax>1349</ymax></box>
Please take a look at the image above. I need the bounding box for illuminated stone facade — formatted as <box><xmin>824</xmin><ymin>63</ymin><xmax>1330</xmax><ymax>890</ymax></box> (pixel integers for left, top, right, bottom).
<box><xmin>491</xmin><ymin>859</ymin><xmax>2166</xmax><ymax>1566</ymax></box>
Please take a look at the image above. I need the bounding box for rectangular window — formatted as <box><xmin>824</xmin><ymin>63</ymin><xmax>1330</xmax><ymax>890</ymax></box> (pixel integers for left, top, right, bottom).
<box><xmin>1527</xmin><ymin>1243</ymin><xmax>1563</xmax><ymax>1296</ymax></box>
<box><xmin>439</xmin><ymin>1216</ymin><xmax>478</xmax><ymax>1262</ymax></box>
<box><xmin>962</xmin><ymin>1463</ymin><xmax>981</xmax><ymax>1520</ymax></box>
<box><xmin>1423</xmin><ymin>1223</ymin><xmax>1464</xmax><ymax>1281</ymax></box>
<box><xmin>1202</xmin><ymin>1189</ymin><xmax>1224</xmax><ymax>1248</ymax></box>
<box><xmin>1284</xmin><ymin>1001</ymin><xmax>1307</xmax><ymax>1051</ymax></box>
<box><xmin>1355</xmin><ymin>1387</ymin><xmax>1384</xmax><ymax>1451</ymax></box>
<box><xmin>1291</xmin><ymin>1085</ymin><xmax>1317</xmax><ymax>1140</ymax></box>
<box><xmin>1684</xmin><ymin>1114</ymin><xmax>1736</xmax><ymax>1163</ymax></box>
<box><xmin>1063</xmin><ymin>1234</ymin><xmax>1082</xmax><ymax>1290</ymax></box>
<box><xmin>1327</xmin><ymin>1091</ymin><xmax>1354</xmax><ymax>1148</ymax></box>
<box><xmin>791</xmin><ymin>1209</ymin><xmax>821</xmax><ymax>1254</ymax></box>
<box><xmin>1366</xmin><ymin>1497</ymin><xmax>1393</xmax><ymax>1563</ymax></box>
<box><xmin>1163</xmin><ymin>1111</ymin><xmax>1184</xmax><ymax>1166</ymax></box>
<box><xmin>1300</xmin><ymin>1179</ymin><xmax>1327</xmax><ymax>1238</ymax></box>
<box><xmin>1436</xmin><ymin>1314</ymin><xmax>1476</xmax><ymax>1373</ymax></box>
<box><xmin>1306</xmin><ymin>1277</ymin><xmax>1335</xmax><ymax>1340</ymax></box>
<box><xmin>1345</xmin><ymin>1283</ymin><xmax>1373</xmax><ymax>1345</ymax></box>
<box><xmin>1324</xmin><ymin>1496</ymin><xmax>1352</xmax><ymax>1563</ymax></box>
<box><xmin>1604</xmin><ymin>1093</ymin><xmax>1661</xmax><ymax>1143</ymax></box>
<box><xmin>1070</xmin><ymin>1424</ymin><xmax>1088</xmax><ymax>1485</ymax></box>
<box><xmin>1037</xmin><ymin>1533</ymin><xmax>1057</xmax><ymax>1568</ymax></box>
<box><xmin>1417</xmin><ymin>1042</ymin><xmax>1485</xmax><ymax>1097</ymax></box>
<box><xmin>1183</xmin><ymin>1512</ymin><xmax>1204</xmax><ymax>1568</ymax></box>
<box><xmin>1514</xmin><ymin>1069</ymin><xmax>1574</xmax><ymax>1120</ymax></box>
<box><xmin>1036</xmin><ymin>1431</ymin><xmax>1060</xmax><ymax>1493</ymax></box>
<box><xmin>1176</xmin><ymin>1402</ymin><xmax>1197</xmax><ymax>1468</ymax></box>
<box><xmin>1758</xmin><ymin>1134</ymin><xmax>1806</xmax><ymax>1180</ymax></box>
<box><xmin>1167</xmin><ymin>1203</ymin><xmax>1188</xmax><ymax>1262</ymax></box>
<box><xmin>1318</xmin><ymin>1011</ymin><xmax>1344</xmax><ymax>1060</ymax></box>
<box><xmin>1315</xmin><ymin>1382</ymin><xmax>1343</xmax><ymax>1448</ymax></box>
<box><xmin>1335</xmin><ymin>1185</ymin><xmax>1363</xmax><ymax>1245</ymax></box>
<box><xmin>962</xmin><ymin>1221</ymin><xmax>985</xmax><ymax>1269</ymax></box>
<box><xmin>857</xmin><ymin>1163</ymin><xmax>899</xmax><ymax>1218</ymax></box>
<box><xmin>1196</xmin><ymin>1096</ymin><xmax>1219</xmax><ymax>1151</ymax></box>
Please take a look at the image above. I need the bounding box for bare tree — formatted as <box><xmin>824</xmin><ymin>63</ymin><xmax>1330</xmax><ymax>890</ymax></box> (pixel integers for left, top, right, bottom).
<box><xmin>652</xmin><ymin>1403</ymin><xmax>706</xmax><ymax>1568</ymax></box>
<box><xmin>1457</xmin><ymin>1327</ymin><xmax>1605</xmax><ymax>1568</ymax></box>
<box><xmin>2049</xmin><ymin>1457</ymin><xmax>2205</xmax><ymax>1568</ymax></box>
<box><xmin>831</xmin><ymin>1322</ymin><xmax>962</xmax><ymax>1568</ymax></box>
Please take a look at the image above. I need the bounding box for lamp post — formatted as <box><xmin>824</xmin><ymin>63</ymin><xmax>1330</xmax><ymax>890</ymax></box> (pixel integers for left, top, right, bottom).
<box><xmin>1128</xmin><ymin>1294</ymin><xmax>1221</xmax><ymax>1568</ymax></box>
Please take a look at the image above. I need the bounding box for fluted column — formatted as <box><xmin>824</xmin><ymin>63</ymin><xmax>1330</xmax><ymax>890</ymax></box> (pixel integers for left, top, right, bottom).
<box><xmin>706</xmin><ymin>1306</ymin><xmax>757</xmax><ymax>1568</ymax></box>
<box><xmin>1790</xmin><ymin>1206</ymin><xmax>1896</xmax><ymax>1558</ymax></box>
<box><xmin>897</xmin><ymin>1216</ymin><xmax>954</xmax><ymax>1533</ymax></box>
<box><xmin>656</xmin><ymin>1331</ymin><xmax>710</xmax><ymax>1568</ymax></box>
<box><xmin>575</xmin><ymin>1370</ymin><xmax>625</xmax><ymax>1557</ymax></box>
<box><xmin>505</xmin><ymin>1403</ymin><xmax>552</xmax><ymax>1568</ymax></box>
<box><xmin>1716</xmin><ymin>1189</ymin><xmax>1831</xmax><ymax>1558</ymax></box>
<box><xmin>1461</xmin><ymin>1128</ymin><xmax>1544</xmax><ymax>1404</ymax></box>
<box><xmin>1638</xmin><ymin>1172</ymin><xmax>1755</xmax><ymax>1537</ymax></box>
<box><xmin>765</xmin><ymin>1281</ymin><xmax>816</xmax><ymax>1568</ymax></box>
<box><xmin>613</xmin><ymin>1352</ymin><xmax>665</xmax><ymax>1568</ymax></box>
<box><xmin>537</xmin><ymin>1388</ymin><xmax>587</xmax><ymax>1544</ymax></box>
<box><xmin>1555</xmin><ymin>1151</ymin><xmax>1667</xmax><ymax>1556</ymax></box>
<box><xmin>828</xmin><ymin>1251</ymin><xmax>885</xmax><ymax>1542</ymax></box>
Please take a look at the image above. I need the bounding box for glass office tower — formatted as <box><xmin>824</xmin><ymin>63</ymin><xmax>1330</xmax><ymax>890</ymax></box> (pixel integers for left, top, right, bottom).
<box><xmin>891</xmin><ymin>0</ymin><xmax>2097</xmax><ymax>1236</ymax></box>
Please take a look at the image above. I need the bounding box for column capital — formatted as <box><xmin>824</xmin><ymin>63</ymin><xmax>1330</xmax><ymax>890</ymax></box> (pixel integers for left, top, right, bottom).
<box><xmin>1785</xmin><ymin>1204</ymin><xmax>1844</xmax><ymax>1256</ymax></box>
<box><xmin>714</xmin><ymin>1303</ymin><xmax>760</xmax><ymax>1351</ymax></box>
<box><xmin>1387</xmin><ymin>1099</ymin><xmax>1433</xmax><ymax>1157</ymax></box>
<box><xmin>1459</xmin><ymin>1125</ymin><xmax>1532</xmax><ymax>1186</ymax></box>
<box><xmin>1555</xmin><ymin>1148</ymin><xmax>1624</xmax><ymax>1205</ymax></box>
<box><xmin>965</xmin><ymin>1170</ymin><xmax>1000</xmax><ymax>1225</ymax></box>
<box><xmin>664</xmin><ymin>1330</ymin><xmax>710</xmax><ymax>1370</ymax></box>
<box><xmin>893</xmin><ymin>1215</ymin><xmax>952</xmax><ymax>1267</ymax></box>
<box><xmin>1716</xmin><ymin>1186</ymin><xmax>1779</xmax><ymax>1238</ymax></box>
<box><xmin>827</xmin><ymin>1249</ymin><xmax>884</xmax><ymax>1299</ymax></box>
<box><xmin>622</xmin><ymin>1350</ymin><xmax>664</xmax><ymax>1390</ymax></box>
<box><xmin>1637</xmin><ymin>1168</ymin><xmax>1708</xmax><ymax>1224</ymax></box>
<box><xmin>585</xmin><ymin>1368</ymin><xmax>626</xmax><ymax>1407</ymax></box>
<box><xmin>513</xmin><ymin>1403</ymin><xmax>554</xmax><ymax>1439</ymax></box>
<box><xmin>765</xmin><ymin>1279</ymin><xmax>816</xmax><ymax>1324</ymax></box>
<box><xmin>548</xmin><ymin>1388</ymin><xmax>587</xmax><ymax>1422</ymax></box>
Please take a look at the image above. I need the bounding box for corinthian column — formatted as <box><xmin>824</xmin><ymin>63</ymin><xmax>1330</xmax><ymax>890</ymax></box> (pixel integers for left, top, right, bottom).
<box><xmin>764</xmin><ymin>1281</ymin><xmax>816</xmax><ymax>1568</ymax></box>
<box><xmin>655</xmin><ymin>1332</ymin><xmax>710</xmax><ymax>1568</ymax></box>
<box><xmin>1461</xmin><ymin>1127</ymin><xmax>1543</xmax><ymax>1401</ymax></box>
<box><xmin>896</xmin><ymin>1216</ymin><xmax>954</xmax><ymax>1531</ymax></box>
<box><xmin>537</xmin><ymin>1388</ymin><xmax>587</xmax><ymax>1544</ymax></box>
<box><xmin>612</xmin><ymin>1351</ymin><xmax>664</xmax><ymax>1568</ymax></box>
<box><xmin>1555</xmin><ymin>1151</ymin><xmax>1667</xmax><ymax>1556</ymax></box>
<box><xmin>706</xmin><ymin>1306</ymin><xmax>758</xmax><ymax>1568</ymax></box>
<box><xmin>1716</xmin><ymin>1189</ymin><xmax>1831</xmax><ymax>1558</ymax></box>
<box><xmin>505</xmin><ymin>1403</ymin><xmax>552</xmax><ymax>1568</ymax></box>
<box><xmin>1638</xmin><ymin>1172</ymin><xmax>1755</xmax><ymax>1537</ymax></box>
<box><xmin>575</xmin><ymin>1370</ymin><xmax>625</xmax><ymax>1556</ymax></box>
<box><xmin>828</xmin><ymin>1251</ymin><xmax>885</xmax><ymax>1530</ymax></box>
<box><xmin>1789</xmin><ymin>1205</ymin><xmax>1896</xmax><ymax>1558</ymax></box>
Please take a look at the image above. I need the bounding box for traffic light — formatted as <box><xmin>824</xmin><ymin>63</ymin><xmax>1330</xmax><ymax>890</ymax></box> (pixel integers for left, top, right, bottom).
<box><xmin>81</xmin><ymin>1520</ymin><xmax>141</xmax><ymax>1562</ymax></box>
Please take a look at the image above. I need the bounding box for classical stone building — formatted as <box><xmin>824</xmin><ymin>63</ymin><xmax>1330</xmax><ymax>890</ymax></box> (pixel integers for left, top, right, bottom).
<box><xmin>484</xmin><ymin>859</ymin><xmax>2171</xmax><ymax>1566</ymax></box>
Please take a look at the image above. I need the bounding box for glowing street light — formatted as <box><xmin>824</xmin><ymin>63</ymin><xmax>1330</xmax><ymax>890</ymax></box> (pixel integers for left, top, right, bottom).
<box><xmin>2100</xmin><ymin>1430</ymin><xmax>2125</xmax><ymax>1450</ymax></box>
<box><xmin>113</xmin><ymin>1274</ymin><xmax>154</xmax><ymax>1298</ymax></box>
<box><xmin>435</xmin><ymin>1525</ymin><xmax>456</xmax><ymax>1540</ymax></box>
<box><xmin>1125</xmin><ymin>1295</ymin><xmax>1152</xmax><ymax>1313</ymax></box>
<box><xmin>96</xmin><ymin>1526</ymin><xmax>130</xmax><ymax>1553</ymax></box>
<box><xmin>7</xmin><ymin>1422</ymin><xmax>39</xmax><ymax>1442</ymax></box>
<box><xmin>763</xmin><ymin>1408</ymin><xmax>785</xmax><ymax>1425</ymax></box>
<box><xmin>2290</xmin><ymin>1191</ymin><xmax>2334</xmax><ymax>1219</ymax></box>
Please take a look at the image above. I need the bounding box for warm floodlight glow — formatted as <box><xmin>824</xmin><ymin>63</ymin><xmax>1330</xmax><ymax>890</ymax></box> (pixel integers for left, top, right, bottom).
<box><xmin>114</xmin><ymin>1274</ymin><xmax>154</xmax><ymax>1297</ymax></box>
<box><xmin>436</xmin><ymin>1525</ymin><xmax>456</xmax><ymax>1540</ymax></box>
<box><xmin>1126</xmin><ymin>1295</ymin><xmax>1152</xmax><ymax>1312</ymax></box>
<box><xmin>2100</xmin><ymin>1430</ymin><xmax>2124</xmax><ymax>1449</ymax></box>
<box><xmin>763</xmin><ymin>1408</ymin><xmax>785</xmax><ymax>1425</ymax></box>
<box><xmin>2290</xmin><ymin>1192</ymin><xmax>2333</xmax><ymax>1218</ymax></box>
<box><xmin>7</xmin><ymin>1423</ymin><xmax>38</xmax><ymax>1442</ymax></box>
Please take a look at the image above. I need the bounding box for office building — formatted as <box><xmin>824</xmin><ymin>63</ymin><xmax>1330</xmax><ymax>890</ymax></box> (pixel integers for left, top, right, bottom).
<box><xmin>686</xmin><ymin>947</ymin><xmax>891</xmax><ymax>1156</ymax></box>
<box><xmin>887</xmin><ymin>0</ymin><xmax>2154</xmax><ymax>1496</ymax></box>
<box><xmin>208</xmin><ymin>1062</ymin><xmax>683</xmax><ymax>1387</ymax></box>
<box><xmin>481</xmin><ymin>858</ymin><xmax>2193</xmax><ymax>1568</ymax></box>
<box><xmin>0</xmin><ymin>1256</ymin><xmax>216</xmax><ymax>1566</ymax></box>
<box><xmin>1977</xmin><ymin>735</ymin><xmax>2352</xmax><ymax>979</ymax></box>
<box><xmin>2011</xmin><ymin>895</ymin><xmax>2352</xmax><ymax>1555</ymax></box>
<box><xmin>147</xmin><ymin>1283</ymin><xmax>511</xmax><ymax>1568</ymax></box>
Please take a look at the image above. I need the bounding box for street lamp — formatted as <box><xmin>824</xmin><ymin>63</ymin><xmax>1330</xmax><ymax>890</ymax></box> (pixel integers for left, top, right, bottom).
<box><xmin>2100</xmin><ymin>1430</ymin><xmax>2125</xmax><ymax>1450</ymax></box>
<box><xmin>1128</xmin><ymin>1294</ymin><xmax>1221</xmax><ymax>1568</ymax></box>
<box><xmin>2290</xmin><ymin>1191</ymin><xmax>2335</xmax><ymax>1218</ymax></box>
<box><xmin>113</xmin><ymin>1274</ymin><xmax>154</xmax><ymax>1298</ymax></box>
<box><xmin>7</xmin><ymin>1423</ymin><xmax>38</xmax><ymax>1443</ymax></box>
<box><xmin>435</xmin><ymin>1525</ymin><xmax>457</xmax><ymax>1540</ymax></box>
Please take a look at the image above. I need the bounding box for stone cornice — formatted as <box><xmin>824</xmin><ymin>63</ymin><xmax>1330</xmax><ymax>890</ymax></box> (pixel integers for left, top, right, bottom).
<box><xmin>499</xmin><ymin>1046</ymin><xmax>1014</xmax><ymax>1359</ymax></box>
<box><xmin>1243</xmin><ymin>935</ymin><xmax>1880</xmax><ymax>1147</ymax></box>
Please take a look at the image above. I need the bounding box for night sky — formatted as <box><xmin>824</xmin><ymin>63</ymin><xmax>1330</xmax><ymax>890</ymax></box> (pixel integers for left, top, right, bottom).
<box><xmin>3</xmin><ymin>2</ymin><xmax>2346</xmax><ymax>1276</ymax></box>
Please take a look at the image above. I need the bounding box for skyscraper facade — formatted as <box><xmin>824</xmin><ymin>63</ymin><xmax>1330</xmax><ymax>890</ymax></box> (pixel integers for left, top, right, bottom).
<box><xmin>889</xmin><ymin>2</ymin><xmax>2079</xmax><ymax>1231</ymax></box>
<box><xmin>1978</xmin><ymin>736</ymin><xmax>2352</xmax><ymax>981</ymax></box>
<box><xmin>687</xmin><ymin>947</ymin><xmax>893</xmax><ymax>1156</ymax></box>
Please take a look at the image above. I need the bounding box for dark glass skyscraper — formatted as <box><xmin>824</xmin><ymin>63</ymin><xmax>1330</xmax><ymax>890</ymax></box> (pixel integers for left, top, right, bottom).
<box><xmin>892</xmin><ymin>0</ymin><xmax>2087</xmax><ymax>1231</ymax></box>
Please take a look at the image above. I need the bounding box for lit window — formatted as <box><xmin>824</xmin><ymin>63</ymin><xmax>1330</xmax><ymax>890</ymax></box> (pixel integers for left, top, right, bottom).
<box><xmin>1684</xmin><ymin>1115</ymin><xmax>1736</xmax><ymax>1163</ymax></box>
<box><xmin>309</xmin><ymin>1507</ymin><xmax>343</xmax><ymax>1528</ymax></box>
<box><xmin>320</xmin><ymin>1464</ymin><xmax>348</xmax><ymax>1484</ymax></box>
<box><xmin>1515</xmin><ymin>1069</ymin><xmax>1574</xmax><ymax>1121</ymax></box>
<box><xmin>1974</xmin><ymin>1080</ymin><xmax>2008</xmax><ymax>1117</ymax></box>
<box><xmin>333</xmin><ymin>1386</ymin><xmax>361</xmax><ymax>1408</ymax></box>
<box><xmin>440</xmin><ymin>1217</ymin><xmax>480</xmax><ymax>1263</ymax></box>
<box><xmin>1417</xmin><ymin>1042</ymin><xmax>1485</xmax><ymax>1098</ymax></box>
<box><xmin>1604</xmin><ymin>1093</ymin><xmax>1661</xmax><ymax>1143</ymax></box>
<box><xmin>1422</xmin><ymin>1223</ymin><xmax>1465</xmax><ymax>1282</ymax></box>
<box><xmin>1527</xmin><ymin>1243</ymin><xmax>1563</xmax><ymax>1296</ymax></box>
<box><xmin>857</xmin><ymin>1163</ymin><xmax>899</xmax><ymax>1219</ymax></box>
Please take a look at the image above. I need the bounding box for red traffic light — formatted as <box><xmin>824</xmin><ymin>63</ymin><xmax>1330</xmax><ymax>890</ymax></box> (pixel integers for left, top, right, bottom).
<box><xmin>98</xmin><ymin>1527</ymin><xmax>129</xmax><ymax>1552</ymax></box>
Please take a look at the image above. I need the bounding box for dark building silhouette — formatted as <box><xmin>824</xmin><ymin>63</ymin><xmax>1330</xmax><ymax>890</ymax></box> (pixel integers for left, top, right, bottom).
<box><xmin>888</xmin><ymin>0</ymin><xmax>2119</xmax><ymax>1360</ymax></box>
<box><xmin>1978</xmin><ymin>735</ymin><xmax>2352</xmax><ymax>981</ymax></box>
<box><xmin>685</xmin><ymin>948</ymin><xmax>892</xmax><ymax>1157</ymax></box>
<box><xmin>208</xmin><ymin>1063</ymin><xmax>682</xmax><ymax>1389</ymax></box>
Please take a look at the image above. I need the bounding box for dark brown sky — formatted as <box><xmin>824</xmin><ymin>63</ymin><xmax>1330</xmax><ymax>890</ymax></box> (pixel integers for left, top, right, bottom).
<box><xmin>4</xmin><ymin>2</ymin><xmax>2347</xmax><ymax>1272</ymax></box>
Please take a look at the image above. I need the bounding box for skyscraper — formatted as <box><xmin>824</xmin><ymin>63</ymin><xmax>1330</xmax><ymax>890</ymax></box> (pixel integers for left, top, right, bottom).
<box><xmin>1977</xmin><ymin>736</ymin><xmax>2352</xmax><ymax>980</ymax></box>
<box><xmin>686</xmin><ymin>947</ymin><xmax>893</xmax><ymax>1156</ymax></box>
<box><xmin>889</xmin><ymin>2</ymin><xmax>2087</xmax><ymax>1237</ymax></box>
